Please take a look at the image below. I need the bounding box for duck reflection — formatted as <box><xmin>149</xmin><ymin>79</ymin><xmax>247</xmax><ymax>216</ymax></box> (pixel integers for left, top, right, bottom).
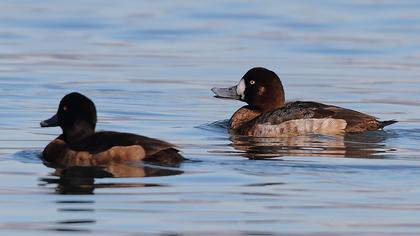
<box><xmin>40</xmin><ymin>163</ymin><xmax>183</xmax><ymax>194</ymax></box>
<box><xmin>230</xmin><ymin>131</ymin><xmax>394</xmax><ymax>159</ymax></box>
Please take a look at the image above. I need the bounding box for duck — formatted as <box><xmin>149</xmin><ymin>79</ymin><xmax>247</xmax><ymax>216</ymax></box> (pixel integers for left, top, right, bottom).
<box><xmin>40</xmin><ymin>92</ymin><xmax>184</xmax><ymax>167</ymax></box>
<box><xmin>211</xmin><ymin>67</ymin><xmax>397</xmax><ymax>137</ymax></box>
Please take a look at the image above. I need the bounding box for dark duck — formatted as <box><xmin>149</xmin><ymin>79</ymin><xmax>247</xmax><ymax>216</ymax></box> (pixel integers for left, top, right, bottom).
<box><xmin>40</xmin><ymin>92</ymin><xmax>184</xmax><ymax>167</ymax></box>
<box><xmin>211</xmin><ymin>67</ymin><xmax>397</xmax><ymax>137</ymax></box>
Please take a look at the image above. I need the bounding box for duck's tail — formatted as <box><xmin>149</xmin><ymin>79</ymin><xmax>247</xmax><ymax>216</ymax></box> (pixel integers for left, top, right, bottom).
<box><xmin>144</xmin><ymin>148</ymin><xmax>185</xmax><ymax>165</ymax></box>
<box><xmin>379</xmin><ymin>120</ymin><xmax>398</xmax><ymax>129</ymax></box>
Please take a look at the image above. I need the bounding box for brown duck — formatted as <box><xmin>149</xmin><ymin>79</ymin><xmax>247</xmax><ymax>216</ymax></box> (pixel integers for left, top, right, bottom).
<box><xmin>211</xmin><ymin>67</ymin><xmax>397</xmax><ymax>137</ymax></box>
<box><xmin>40</xmin><ymin>92</ymin><xmax>184</xmax><ymax>167</ymax></box>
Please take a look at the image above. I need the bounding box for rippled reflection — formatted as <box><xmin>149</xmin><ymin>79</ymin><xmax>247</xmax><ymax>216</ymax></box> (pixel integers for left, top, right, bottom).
<box><xmin>39</xmin><ymin>163</ymin><xmax>183</xmax><ymax>194</ymax></box>
<box><xmin>229</xmin><ymin>131</ymin><xmax>394</xmax><ymax>159</ymax></box>
<box><xmin>1</xmin><ymin>0</ymin><xmax>420</xmax><ymax>234</ymax></box>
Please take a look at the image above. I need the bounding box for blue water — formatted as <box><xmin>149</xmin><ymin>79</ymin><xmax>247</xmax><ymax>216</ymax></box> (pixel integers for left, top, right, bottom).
<box><xmin>1</xmin><ymin>0</ymin><xmax>420</xmax><ymax>235</ymax></box>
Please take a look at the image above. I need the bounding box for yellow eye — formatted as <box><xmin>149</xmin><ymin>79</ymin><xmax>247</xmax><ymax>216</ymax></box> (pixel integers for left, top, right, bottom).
<box><xmin>250</xmin><ymin>80</ymin><xmax>255</xmax><ymax>85</ymax></box>
<box><xmin>63</xmin><ymin>106</ymin><xmax>68</xmax><ymax>111</ymax></box>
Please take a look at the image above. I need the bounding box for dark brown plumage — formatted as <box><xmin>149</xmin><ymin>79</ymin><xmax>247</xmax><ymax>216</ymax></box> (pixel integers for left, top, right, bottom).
<box><xmin>41</xmin><ymin>92</ymin><xmax>184</xmax><ymax>167</ymax></box>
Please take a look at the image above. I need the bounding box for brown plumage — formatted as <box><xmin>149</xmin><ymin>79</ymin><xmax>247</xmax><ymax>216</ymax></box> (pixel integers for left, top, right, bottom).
<box><xmin>212</xmin><ymin>67</ymin><xmax>397</xmax><ymax>137</ymax></box>
<box><xmin>235</xmin><ymin>101</ymin><xmax>396</xmax><ymax>137</ymax></box>
<box><xmin>41</xmin><ymin>92</ymin><xmax>184</xmax><ymax>167</ymax></box>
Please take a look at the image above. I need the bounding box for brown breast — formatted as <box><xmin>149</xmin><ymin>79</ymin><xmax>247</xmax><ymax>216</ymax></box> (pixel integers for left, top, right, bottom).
<box><xmin>229</xmin><ymin>106</ymin><xmax>261</xmax><ymax>131</ymax></box>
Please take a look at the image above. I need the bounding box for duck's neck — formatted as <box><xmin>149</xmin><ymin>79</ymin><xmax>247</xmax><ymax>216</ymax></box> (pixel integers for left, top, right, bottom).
<box><xmin>229</xmin><ymin>106</ymin><xmax>262</xmax><ymax>130</ymax></box>
<box><xmin>62</xmin><ymin>121</ymin><xmax>95</xmax><ymax>143</ymax></box>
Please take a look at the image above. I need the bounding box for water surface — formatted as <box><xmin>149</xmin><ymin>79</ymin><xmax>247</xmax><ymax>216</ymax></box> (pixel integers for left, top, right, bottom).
<box><xmin>1</xmin><ymin>0</ymin><xmax>420</xmax><ymax>235</ymax></box>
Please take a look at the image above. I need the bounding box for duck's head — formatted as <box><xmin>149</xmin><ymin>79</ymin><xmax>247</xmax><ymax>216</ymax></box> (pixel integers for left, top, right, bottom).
<box><xmin>41</xmin><ymin>92</ymin><xmax>97</xmax><ymax>142</ymax></box>
<box><xmin>211</xmin><ymin>67</ymin><xmax>285</xmax><ymax>112</ymax></box>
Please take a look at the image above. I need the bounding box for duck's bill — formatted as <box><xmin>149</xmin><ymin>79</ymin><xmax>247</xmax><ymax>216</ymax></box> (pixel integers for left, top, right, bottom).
<box><xmin>211</xmin><ymin>86</ymin><xmax>240</xmax><ymax>100</ymax></box>
<box><xmin>40</xmin><ymin>114</ymin><xmax>59</xmax><ymax>127</ymax></box>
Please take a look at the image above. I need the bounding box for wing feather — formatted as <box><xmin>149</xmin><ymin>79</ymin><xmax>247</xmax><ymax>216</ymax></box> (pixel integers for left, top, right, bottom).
<box><xmin>239</xmin><ymin>101</ymin><xmax>386</xmax><ymax>134</ymax></box>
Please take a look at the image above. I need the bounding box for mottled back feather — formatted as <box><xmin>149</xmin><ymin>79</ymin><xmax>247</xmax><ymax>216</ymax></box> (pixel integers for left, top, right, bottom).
<box><xmin>233</xmin><ymin>101</ymin><xmax>394</xmax><ymax>136</ymax></box>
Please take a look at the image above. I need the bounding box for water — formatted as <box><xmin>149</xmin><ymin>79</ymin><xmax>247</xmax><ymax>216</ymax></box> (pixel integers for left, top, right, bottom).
<box><xmin>1</xmin><ymin>0</ymin><xmax>420</xmax><ymax>235</ymax></box>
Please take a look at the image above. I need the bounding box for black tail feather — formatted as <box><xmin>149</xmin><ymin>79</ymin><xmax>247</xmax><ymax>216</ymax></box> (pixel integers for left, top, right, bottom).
<box><xmin>379</xmin><ymin>120</ymin><xmax>398</xmax><ymax>129</ymax></box>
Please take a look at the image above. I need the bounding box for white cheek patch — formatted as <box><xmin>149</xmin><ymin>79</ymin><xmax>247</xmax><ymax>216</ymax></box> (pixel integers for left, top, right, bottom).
<box><xmin>236</xmin><ymin>79</ymin><xmax>246</xmax><ymax>100</ymax></box>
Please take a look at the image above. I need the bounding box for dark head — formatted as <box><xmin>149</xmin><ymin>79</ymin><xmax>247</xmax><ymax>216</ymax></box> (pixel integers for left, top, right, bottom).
<box><xmin>40</xmin><ymin>92</ymin><xmax>97</xmax><ymax>142</ymax></box>
<box><xmin>211</xmin><ymin>67</ymin><xmax>285</xmax><ymax>112</ymax></box>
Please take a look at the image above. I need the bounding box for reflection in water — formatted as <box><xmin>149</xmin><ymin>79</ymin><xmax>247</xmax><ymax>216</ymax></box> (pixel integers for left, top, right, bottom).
<box><xmin>2</xmin><ymin>0</ymin><xmax>420</xmax><ymax>234</ymax></box>
<box><xmin>39</xmin><ymin>163</ymin><xmax>183</xmax><ymax>194</ymax></box>
<box><xmin>229</xmin><ymin>131</ymin><xmax>394</xmax><ymax>159</ymax></box>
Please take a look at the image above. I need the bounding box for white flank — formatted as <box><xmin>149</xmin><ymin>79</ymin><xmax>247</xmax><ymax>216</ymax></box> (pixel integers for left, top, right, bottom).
<box><xmin>253</xmin><ymin>118</ymin><xmax>347</xmax><ymax>137</ymax></box>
